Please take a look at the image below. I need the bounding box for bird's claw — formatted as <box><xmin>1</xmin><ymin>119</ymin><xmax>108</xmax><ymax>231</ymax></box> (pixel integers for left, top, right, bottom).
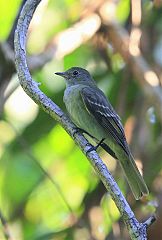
<box><xmin>86</xmin><ymin>138</ymin><xmax>105</xmax><ymax>153</ymax></box>
<box><xmin>72</xmin><ymin>127</ymin><xmax>96</xmax><ymax>139</ymax></box>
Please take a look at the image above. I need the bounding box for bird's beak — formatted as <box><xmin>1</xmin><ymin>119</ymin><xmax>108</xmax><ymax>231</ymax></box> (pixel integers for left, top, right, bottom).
<box><xmin>55</xmin><ymin>71</ymin><xmax>66</xmax><ymax>77</ymax></box>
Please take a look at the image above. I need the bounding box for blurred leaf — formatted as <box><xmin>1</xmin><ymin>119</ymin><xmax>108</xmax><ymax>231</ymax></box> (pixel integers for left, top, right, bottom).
<box><xmin>1</xmin><ymin>152</ymin><xmax>44</xmax><ymax>218</ymax></box>
<box><xmin>64</xmin><ymin>44</ymin><xmax>94</xmax><ymax>69</ymax></box>
<box><xmin>1</xmin><ymin>0</ymin><xmax>162</xmax><ymax>239</ymax></box>
<box><xmin>101</xmin><ymin>194</ymin><xmax>120</xmax><ymax>235</ymax></box>
<box><xmin>33</xmin><ymin>228</ymin><xmax>71</xmax><ymax>240</ymax></box>
<box><xmin>116</xmin><ymin>0</ymin><xmax>130</xmax><ymax>23</ymax></box>
<box><xmin>0</xmin><ymin>0</ymin><xmax>21</xmax><ymax>40</ymax></box>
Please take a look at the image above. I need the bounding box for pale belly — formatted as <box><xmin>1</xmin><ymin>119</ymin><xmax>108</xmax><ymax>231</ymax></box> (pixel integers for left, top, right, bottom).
<box><xmin>63</xmin><ymin>85</ymin><xmax>107</xmax><ymax>141</ymax></box>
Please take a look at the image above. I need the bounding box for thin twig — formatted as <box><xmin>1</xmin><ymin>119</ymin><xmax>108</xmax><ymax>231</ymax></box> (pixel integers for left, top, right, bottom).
<box><xmin>6</xmin><ymin>121</ymin><xmax>74</xmax><ymax>214</ymax></box>
<box><xmin>0</xmin><ymin>10</ymin><xmax>101</xmax><ymax>113</ymax></box>
<box><xmin>98</xmin><ymin>3</ymin><xmax>162</xmax><ymax>121</ymax></box>
<box><xmin>0</xmin><ymin>210</ymin><xmax>13</xmax><ymax>240</ymax></box>
<box><xmin>7</xmin><ymin>0</ymin><xmax>27</xmax><ymax>49</ymax></box>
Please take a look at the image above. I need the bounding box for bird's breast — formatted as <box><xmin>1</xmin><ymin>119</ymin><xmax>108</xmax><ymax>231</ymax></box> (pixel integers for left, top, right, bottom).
<box><xmin>63</xmin><ymin>85</ymin><xmax>107</xmax><ymax>140</ymax></box>
<box><xmin>63</xmin><ymin>85</ymin><xmax>85</xmax><ymax>125</ymax></box>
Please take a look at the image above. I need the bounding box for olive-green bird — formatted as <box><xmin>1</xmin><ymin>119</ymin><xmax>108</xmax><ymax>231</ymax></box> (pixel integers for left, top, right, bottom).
<box><xmin>55</xmin><ymin>67</ymin><xmax>149</xmax><ymax>200</ymax></box>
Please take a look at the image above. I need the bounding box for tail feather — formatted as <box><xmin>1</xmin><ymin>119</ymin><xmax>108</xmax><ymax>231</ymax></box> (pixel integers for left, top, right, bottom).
<box><xmin>119</xmin><ymin>154</ymin><xmax>149</xmax><ymax>200</ymax></box>
<box><xmin>102</xmin><ymin>140</ymin><xmax>149</xmax><ymax>199</ymax></box>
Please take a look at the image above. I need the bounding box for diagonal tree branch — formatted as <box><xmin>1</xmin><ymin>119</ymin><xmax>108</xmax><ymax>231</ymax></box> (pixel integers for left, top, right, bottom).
<box><xmin>0</xmin><ymin>10</ymin><xmax>101</xmax><ymax>114</ymax></box>
<box><xmin>7</xmin><ymin>0</ymin><xmax>28</xmax><ymax>49</ymax></box>
<box><xmin>98</xmin><ymin>2</ymin><xmax>162</xmax><ymax>122</ymax></box>
<box><xmin>14</xmin><ymin>0</ymin><xmax>155</xmax><ymax>239</ymax></box>
<box><xmin>105</xmin><ymin>24</ymin><xmax>162</xmax><ymax>121</ymax></box>
<box><xmin>0</xmin><ymin>0</ymin><xmax>27</xmax><ymax>115</ymax></box>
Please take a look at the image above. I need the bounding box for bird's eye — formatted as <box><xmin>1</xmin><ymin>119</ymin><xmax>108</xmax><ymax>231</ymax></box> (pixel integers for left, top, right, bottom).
<box><xmin>73</xmin><ymin>70</ymin><xmax>79</xmax><ymax>76</ymax></box>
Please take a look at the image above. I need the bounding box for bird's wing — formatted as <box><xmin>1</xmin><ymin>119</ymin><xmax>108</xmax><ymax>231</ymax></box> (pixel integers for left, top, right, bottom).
<box><xmin>80</xmin><ymin>86</ymin><xmax>129</xmax><ymax>155</ymax></box>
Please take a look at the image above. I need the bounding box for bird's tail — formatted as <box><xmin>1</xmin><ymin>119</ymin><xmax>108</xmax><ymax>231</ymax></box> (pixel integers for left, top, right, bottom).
<box><xmin>119</xmin><ymin>154</ymin><xmax>149</xmax><ymax>200</ymax></box>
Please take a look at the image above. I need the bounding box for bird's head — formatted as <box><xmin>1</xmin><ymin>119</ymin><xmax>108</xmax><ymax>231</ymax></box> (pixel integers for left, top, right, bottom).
<box><xmin>55</xmin><ymin>67</ymin><xmax>95</xmax><ymax>86</ymax></box>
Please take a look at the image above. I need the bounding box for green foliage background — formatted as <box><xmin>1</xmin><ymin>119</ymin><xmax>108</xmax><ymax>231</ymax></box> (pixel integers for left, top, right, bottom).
<box><xmin>0</xmin><ymin>0</ymin><xmax>161</xmax><ymax>239</ymax></box>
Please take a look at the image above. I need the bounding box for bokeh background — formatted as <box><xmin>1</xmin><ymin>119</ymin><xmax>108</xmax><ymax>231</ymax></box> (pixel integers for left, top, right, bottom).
<box><xmin>0</xmin><ymin>0</ymin><xmax>162</xmax><ymax>239</ymax></box>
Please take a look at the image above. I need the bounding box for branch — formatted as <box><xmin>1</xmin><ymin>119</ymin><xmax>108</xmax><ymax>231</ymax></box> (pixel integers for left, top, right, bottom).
<box><xmin>99</xmin><ymin>2</ymin><xmax>162</xmax><ymax>122</ymax></box>
<box><xmin>0</xmin><ymin>10</ymin><xmax>101</xmax><ymax>114</ymax></box>
<box><xmin>14</xmin><ymin>0</ymin><xmax>155</xmax><ymax>239</ymax></box>
<box><xmin>28</xmin><ymin>13</ymin><xmax>101</xmax><ymax>71</ymax></box>
<box><xmin>5</xmin><ymin>121</ymin><xmax>74</xmax><ymax>218</ymax></box>
<box><xmin>7</xmin><ymin>0</ymin><xmax>28</xmax><ymax>49</ymax></box>
<box><xmin>0</xmin><ymin>210</ymin><xmax>13</xmax><ymax>240</ymax></box>
<box><xmin>0</xmin><ymin>0</ymin><xmax>27</xmax><ymax>113</ymax></box>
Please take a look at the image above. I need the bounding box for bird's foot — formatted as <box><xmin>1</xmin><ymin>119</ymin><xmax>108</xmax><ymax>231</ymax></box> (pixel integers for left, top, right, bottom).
<box><xmin>73</xmin><ymin>127</ymin><xmax>97</xmax><ymax>140</ymax></box>
<box><xmin>72</xmin><ymin>127</ymin><xmax>83</xmax><ymax>138</ymax></box>
<box><xmin>87</xmin><ymin>138</ymin><xmax>105</xmax><ymax>153</ymax></box>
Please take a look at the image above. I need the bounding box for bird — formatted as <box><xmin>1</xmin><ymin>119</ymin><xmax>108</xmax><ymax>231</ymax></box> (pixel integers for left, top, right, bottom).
<box><xmin>55</xmin><ymin>67</ymin><xmax>149</xmax><ymax>200</ymax></box>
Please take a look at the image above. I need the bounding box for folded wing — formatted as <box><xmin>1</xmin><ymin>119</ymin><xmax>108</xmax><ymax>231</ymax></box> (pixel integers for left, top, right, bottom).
<box><xmin>80</xmin><ymin>86</ymin><xmax>129</xmax><ymax>156</ymax></box>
